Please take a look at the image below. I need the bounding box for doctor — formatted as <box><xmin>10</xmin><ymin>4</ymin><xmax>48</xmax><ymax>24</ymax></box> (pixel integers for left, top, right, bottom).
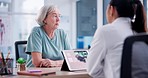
<box><xmin>87</xmin><ymin>0</ymin><xmax>147</xmax><ymax>78</ymax></box>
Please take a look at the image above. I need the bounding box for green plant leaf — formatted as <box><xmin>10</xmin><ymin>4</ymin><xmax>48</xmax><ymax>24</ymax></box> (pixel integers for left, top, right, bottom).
<box><xmin>17</xmin><ymin>57</ymin><xmax>26</xmax><ymax>64</ymax></box>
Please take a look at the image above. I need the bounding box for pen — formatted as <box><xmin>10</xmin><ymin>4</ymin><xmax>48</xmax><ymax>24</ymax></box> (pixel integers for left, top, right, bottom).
<box><xmin>27</xmin><ymin>70</ymin><xmax>42</xmax><ymax>73</ymax></box>
<box><xmin>0</xmin><ymin>53</ymin><xmax>2</xmax><ymax>59</ymax></box>
<box><xmin>0</xmin><ymin>50</ymin><xmax>2</xmax><ymax>59</ymax></box>
<box><xmin>6</xmin><ymin>50</ymin><xmax>10</xmax><ymax>59</ymax></box>
<box><xmin>6</xmin><ymin>50</ymin><xmax>10</xmax><ymax>63</ymax></box>
<box><xmin>1</xmin><ymin>52</ymin><xmax>8</xmax><ymax>74</ymax></box>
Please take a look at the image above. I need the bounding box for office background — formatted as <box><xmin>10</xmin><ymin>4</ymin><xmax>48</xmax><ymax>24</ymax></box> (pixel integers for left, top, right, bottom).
<box><xmin>0</xmin><ymin>0</ymin><xmax>147</xmax><ymax>64</ymax></box>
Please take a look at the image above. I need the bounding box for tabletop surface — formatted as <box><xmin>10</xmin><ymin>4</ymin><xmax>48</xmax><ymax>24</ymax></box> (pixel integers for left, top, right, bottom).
<box><xmin>1</xmin><ymin>67</ymin><xmax>91</xmax><ymax>78</ymax></box>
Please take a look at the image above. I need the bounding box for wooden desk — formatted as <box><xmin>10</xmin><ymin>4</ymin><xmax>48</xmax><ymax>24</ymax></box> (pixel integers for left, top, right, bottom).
<box><xmin>2</xmin><ymin>67</ymin><xmax>91</xmax><ymax>78</ymax></box>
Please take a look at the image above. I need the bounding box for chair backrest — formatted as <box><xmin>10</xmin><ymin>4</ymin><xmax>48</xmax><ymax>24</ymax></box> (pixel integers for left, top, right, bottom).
<box><xmin>121</xmin><ymin>33</ymin><xmax>148</xmax><ymax>78</ymax></box>
<box><xmin>15</xmin><ymin>41</ymin><xmax>27</xmax><ymax>61</ymax></box>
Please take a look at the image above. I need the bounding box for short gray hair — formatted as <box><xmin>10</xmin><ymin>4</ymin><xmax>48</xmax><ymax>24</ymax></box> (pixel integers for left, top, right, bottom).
<box><xmin>36</xmin><ymin>5</ymin><xmax>58</xmax><ymax>26</ymax></box>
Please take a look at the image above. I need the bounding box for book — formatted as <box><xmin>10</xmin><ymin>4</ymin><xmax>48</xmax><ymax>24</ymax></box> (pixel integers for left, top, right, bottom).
<box><xmin>17</xmin><ymin>69</ymin><xmax>55</xmax><ymax>76</ymax></box>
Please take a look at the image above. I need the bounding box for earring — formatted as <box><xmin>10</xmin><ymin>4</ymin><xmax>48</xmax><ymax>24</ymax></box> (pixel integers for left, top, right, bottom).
<box><xmin>43</xmin><ymin>21</ymin><xmax>47</xmax><ymax>25</ymax></box>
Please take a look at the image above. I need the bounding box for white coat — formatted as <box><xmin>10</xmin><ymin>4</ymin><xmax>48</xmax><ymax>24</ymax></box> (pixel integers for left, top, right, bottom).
<box><xmin>87</xmin><ymin>17</ymin><xmax>134</xmax><ymax>78</ymax></box>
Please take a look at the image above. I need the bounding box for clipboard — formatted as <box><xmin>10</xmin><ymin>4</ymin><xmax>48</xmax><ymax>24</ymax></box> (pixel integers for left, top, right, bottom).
<box><xmin>17</xmin><ymin>70</ymin><xmax>55</xmax><ymax>76</ymax></box>
<box><xmin>61</xmin><ymin>50</ymin><xmax>88</xmax><ymax>71</ymax></box>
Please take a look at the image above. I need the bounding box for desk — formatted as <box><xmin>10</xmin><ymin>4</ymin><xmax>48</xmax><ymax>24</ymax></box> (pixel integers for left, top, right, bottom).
<box><xmin>2</xmin><ymin>67</ymin><xmax>91</xmax><ymax>78</ymax></box>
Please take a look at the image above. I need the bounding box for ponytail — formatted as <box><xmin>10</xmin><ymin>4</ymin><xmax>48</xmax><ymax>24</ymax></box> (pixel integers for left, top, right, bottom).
<box><xmin>131</xmin><ymin>0</ymin><xmax>146</xmax><ymax>33</ymax></box>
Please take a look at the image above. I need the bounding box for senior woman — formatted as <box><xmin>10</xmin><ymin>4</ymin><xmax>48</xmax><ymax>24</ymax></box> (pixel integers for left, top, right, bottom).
<box><xmin>26</xmin><ymin>5</ymin><xmax>71</xmax><ymax>67</ymax></box>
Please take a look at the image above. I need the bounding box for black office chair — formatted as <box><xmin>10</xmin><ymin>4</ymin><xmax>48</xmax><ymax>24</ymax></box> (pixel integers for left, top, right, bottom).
<box><xmin>121</xmin><ymin>33</ymin><xmax>148</xmax><ymax>78</ymax></box>
<box><xmin>15</xmin><ymin>41</ymin><xmax>27</xmax><ymax>61</ymax></box>
<box><xmin>15</xmin><ymin>41</ymin><xmax>32</xmax><ymax>67</ymax></box>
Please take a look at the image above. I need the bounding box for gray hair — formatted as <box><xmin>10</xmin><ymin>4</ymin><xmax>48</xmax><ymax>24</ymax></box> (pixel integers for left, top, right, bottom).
<box><xmin>36</xmin><ymin>5</ymin><xmax>58</xmax><ymax>26</ymax></box>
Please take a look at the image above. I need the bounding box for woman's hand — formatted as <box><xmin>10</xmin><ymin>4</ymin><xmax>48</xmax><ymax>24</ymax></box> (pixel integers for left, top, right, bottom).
<box><xmin>31</xmin><ymin>52</ymin><xmax>64</xmax><ymax>67</ymax></box>
<box><xmin>39</xmin><ymin>59</ymin><xmax>63</xmax><ymax>67</ymax></box>
<box><xmin>39</xmin><ymin>59</ymin><xmax>56</xmax><ymax>67</ymax></box>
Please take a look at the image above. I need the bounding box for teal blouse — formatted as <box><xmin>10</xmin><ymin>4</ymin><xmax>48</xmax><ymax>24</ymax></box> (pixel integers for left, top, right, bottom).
<box><xmin>26</xmin><ymin>26</ymin><xmax>71</xmax><ymax>67</ymax></box>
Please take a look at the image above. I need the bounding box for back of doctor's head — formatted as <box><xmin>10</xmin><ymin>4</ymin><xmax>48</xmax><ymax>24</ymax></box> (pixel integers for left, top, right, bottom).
<box><xmin>109</xmin><ymin>0</ymin><xmax>147</xmax><ymax>33</ymax></box>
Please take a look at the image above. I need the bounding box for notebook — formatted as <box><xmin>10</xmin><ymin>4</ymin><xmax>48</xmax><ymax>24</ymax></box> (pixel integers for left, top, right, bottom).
<box><xmin>61</xmin><ymin>49</ymin><xmax>88</xmax><ymax>71</ymax></box>
<box><xmin>17</xmin><ymin>69</ymin><xmax>55</xmax><ymax>76</ymax></box>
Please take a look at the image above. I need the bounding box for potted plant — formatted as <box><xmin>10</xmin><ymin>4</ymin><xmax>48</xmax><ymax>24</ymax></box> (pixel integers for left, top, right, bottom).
<box><xmin>17</xmin><ymin>57</ymin><xmax>26</xmax><ymax>71</ymax></box>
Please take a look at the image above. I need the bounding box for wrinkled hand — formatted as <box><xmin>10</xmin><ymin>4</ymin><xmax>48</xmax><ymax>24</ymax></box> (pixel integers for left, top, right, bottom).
<box><xmin>39</xmin><ymin>59</ymin><xmax>57</xmax><ymax>67</ymax></box>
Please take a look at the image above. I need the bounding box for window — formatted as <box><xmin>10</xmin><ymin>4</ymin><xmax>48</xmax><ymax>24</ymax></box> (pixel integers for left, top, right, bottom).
<box><xmin>0</xmin><ymin>0</ymin><xmax>43</xmax><ymax>63</ymax></box>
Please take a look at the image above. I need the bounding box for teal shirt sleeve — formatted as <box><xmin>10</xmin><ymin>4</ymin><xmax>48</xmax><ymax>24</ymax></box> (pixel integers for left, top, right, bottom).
<box><xmin>26</xmin><ymin>27</ymin><xmax>42</xmax><ymax>53</ymax></box>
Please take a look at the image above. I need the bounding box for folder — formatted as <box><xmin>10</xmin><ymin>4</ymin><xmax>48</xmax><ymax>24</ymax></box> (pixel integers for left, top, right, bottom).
<box><xmin>17</xmin><ymin>70</ymin><xmax>56</xmax><ymax>76</ymax></box>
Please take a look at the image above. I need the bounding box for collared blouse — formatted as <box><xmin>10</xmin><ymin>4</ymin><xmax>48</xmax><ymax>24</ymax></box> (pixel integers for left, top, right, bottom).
<box><xmin>87</xmin><ymin>17</ymin><xmax>134</xmax><ymax>78</ymax></box>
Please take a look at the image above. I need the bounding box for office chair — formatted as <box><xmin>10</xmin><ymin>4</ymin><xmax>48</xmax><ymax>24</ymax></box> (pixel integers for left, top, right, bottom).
<box><xmin>15</xmin><ymin>41</ymin><xmax>32</xmax><ymax>67</ymax></box>
<box><xmin>120</xmin><ymin>33</ymin><xmax>148</xmax><ymax>78</ymax></box>
<box><xmin>15</xmin><ymin>41</ymin><xmax>27</xmax><ymax>61</ymax></box>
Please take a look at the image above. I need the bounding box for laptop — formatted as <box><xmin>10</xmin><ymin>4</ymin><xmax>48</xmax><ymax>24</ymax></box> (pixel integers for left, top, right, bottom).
<box><xmin>61</xmin><ymin>49</ymin><xmax>88</xmax><ymax>71</ymax></box>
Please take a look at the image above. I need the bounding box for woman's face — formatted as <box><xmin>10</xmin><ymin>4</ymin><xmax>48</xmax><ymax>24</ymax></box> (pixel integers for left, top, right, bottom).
<box><xmin>44</xmin><ymin>8</ymin><xmax>60</xmax><ymax>29</ymax></box>
<box><xmin>106</xmin><ymin>4</ymin><xmax>118</xmax><ymax>23</ymax></box>
<box><xmin>106</xmin><ymin>5</ymin><xmax>112</xmax><ymax>23</ymax></box>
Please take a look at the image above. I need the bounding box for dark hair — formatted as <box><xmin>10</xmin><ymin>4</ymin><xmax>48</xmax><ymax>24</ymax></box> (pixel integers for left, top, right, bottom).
<box><xmin>110</xmin><ymin>0</ymin><xmax>146</xmax><ymax>33</ymax></box>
